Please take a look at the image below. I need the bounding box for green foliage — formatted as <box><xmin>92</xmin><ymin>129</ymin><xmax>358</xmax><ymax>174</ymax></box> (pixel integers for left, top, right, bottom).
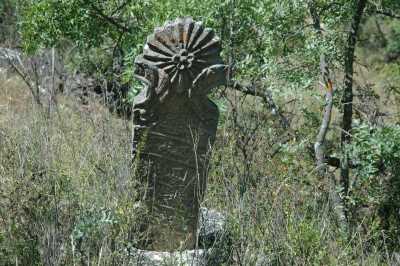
<box><xmin>21</xmin><ymin>0</ymin><xmax>124</xmax><ymax>52</ymax></box>
<box><xmin>17</xmin><ymin>0</ymin><xmax>360</xmax><ymax>100</ymax></box>
<box><xmin>386</xmin><ymin>21</ymin><xmax>400</xmax><ymax>55</ymax></box>
<box><xmin>349</xmin><ymin>123</ymin><xmax>400</xmax><ymax>249</ymax></box>
<box><xmin>10</xmin><ymin>0</ymin><xmax>400</xmax><ymax>108</ymax></box>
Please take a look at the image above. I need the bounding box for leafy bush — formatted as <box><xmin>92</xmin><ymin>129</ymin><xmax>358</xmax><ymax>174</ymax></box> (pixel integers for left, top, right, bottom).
<box><xmin>349</xmin><ymin>123</ymin><xmax>400</xmax><ymax>250</ymax></box>
<box><xmin>386</xmin><ymin>21</ymin><xmax>400</xmax><ymax>56</ymax></box>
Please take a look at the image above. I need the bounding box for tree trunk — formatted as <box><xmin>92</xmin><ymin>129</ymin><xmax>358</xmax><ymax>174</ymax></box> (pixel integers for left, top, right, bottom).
<box><xmin>308</xmin><ymin>1</ymin><xmax>347</xmax><ymax>229</ymax></box>
<box><xmin>340</xmin><ymin>0</ymin><xmax>367</xmax><ymax>211</ymax></box>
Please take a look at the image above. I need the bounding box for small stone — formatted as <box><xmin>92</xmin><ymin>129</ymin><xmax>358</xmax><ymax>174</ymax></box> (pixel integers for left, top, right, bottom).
<box><xmin>198</xmin><ymin>207</ymin><xmax>226</xmax><ymax>248</ymax></box>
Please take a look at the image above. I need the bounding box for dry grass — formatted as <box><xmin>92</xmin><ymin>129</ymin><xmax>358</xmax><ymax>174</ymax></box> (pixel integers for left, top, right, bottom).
<box><xmin>0</xmin><ymin>70</ymin><xmax>397</xmax><ymax>265</ymax></box>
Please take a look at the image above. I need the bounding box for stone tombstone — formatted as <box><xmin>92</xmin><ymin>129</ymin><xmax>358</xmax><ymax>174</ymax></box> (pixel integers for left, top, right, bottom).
<box><xmin>132</xmin><ymin>17</ymin><xmax>227</xmax><ymax>251</ymax></box>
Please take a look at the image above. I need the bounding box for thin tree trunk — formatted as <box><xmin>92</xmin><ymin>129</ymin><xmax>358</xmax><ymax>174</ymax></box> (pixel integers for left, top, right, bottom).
<box><xmin>308</xmin><ymin>1</ymin><xmax>333</xmax><ymax>172</ymax></box>
<box><xmin>308</xmin><ymin>2</ymin><xmax>333</xmax><ymax>173</ymax></box>
<box><xmin>340</xmin><ymin>0</ymin><xmax>367</xmax><ymax>207</ymax></box>
<box><xmin>49</xmin><ymin>47</ymin><xmax>56</xmax><ymax>115</ymax></box>
<box><xmin>314</xmin><ymin>55</ymin><xmax>333</xmax><ymax>174</ymax></box>
<box><xmin>308</xmin><ymin>1</ymin><xmax>347</xmax><ymax>228</ymax></box>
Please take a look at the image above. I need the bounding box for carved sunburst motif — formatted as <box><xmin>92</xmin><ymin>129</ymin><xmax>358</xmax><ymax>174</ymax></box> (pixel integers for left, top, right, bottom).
<box><xmin>141</xmin><ymin>17</ymin><xmax>223</xmax><ymax>94</ymax></box>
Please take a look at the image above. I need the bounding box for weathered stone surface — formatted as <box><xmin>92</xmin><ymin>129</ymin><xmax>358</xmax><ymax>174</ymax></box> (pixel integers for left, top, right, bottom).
<box><xmin>132</xmin><ymin>17</ymin><xmax>227</xmax><ymax>251</ymax></box>
<box><xmin>198</xmin><ymin>208</ymin><xmax>231</xmax><ymax>265</ymax></box>
<box><xmin>127</xmin><ymin>208</ymin><xmax>230</xmax><ymax>265</ymax></box>
<box><xmin>198</xmin><ymin>207</ymin><xmax>226</xmax><ymax>248</ymax></box>
<box><xmin>128</xmin><ymin>248</ymin><xmax>206</xmax><ymax>266</ymax></box>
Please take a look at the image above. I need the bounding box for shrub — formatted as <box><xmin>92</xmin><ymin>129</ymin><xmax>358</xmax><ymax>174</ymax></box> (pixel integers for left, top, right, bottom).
<box><xmin>349</xmin><ymin>123</ymin><xmax>400</xmax><ymax>250</ymax></box>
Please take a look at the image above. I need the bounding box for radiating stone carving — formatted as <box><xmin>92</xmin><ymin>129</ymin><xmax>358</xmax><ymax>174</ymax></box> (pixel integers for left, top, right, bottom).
<box><xmin>132</xmin><ymin>17</ymin><xmax>227</xmax><ymax>251</ymax></box>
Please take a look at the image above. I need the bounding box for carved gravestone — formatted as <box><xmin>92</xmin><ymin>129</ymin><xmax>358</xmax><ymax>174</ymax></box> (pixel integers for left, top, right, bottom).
<box><xmin>132</xmin><ymin>17</ymin><xmax>227</xmax><ymax>251</ymax></box>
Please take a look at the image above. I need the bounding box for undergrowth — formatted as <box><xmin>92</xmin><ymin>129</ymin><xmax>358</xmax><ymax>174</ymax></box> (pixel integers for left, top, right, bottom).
<box><xmin>0</xmin><ymin>76</ymin><xmax>398</xmax><ymax>265</ymax></box>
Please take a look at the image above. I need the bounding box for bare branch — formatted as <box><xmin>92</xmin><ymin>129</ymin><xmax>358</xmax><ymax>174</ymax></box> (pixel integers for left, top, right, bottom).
<box><xmin>375</xmin><ymin>10</ymin><xmax>400</xmax><ymax>19</ymax></box>
<box><xmin>0</xmin><ymin>49</ymin><xmax>42</xmax><ymax>106</ymax></box>
<box><xmin>228</xmin><ymin>81</ymin><xmax>290</xmax><ymax>129</ymax></box>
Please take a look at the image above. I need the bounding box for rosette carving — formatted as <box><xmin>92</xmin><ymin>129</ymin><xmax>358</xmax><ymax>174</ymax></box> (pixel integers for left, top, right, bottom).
<box><xmin>134</xmin><ymin>17</ymin><xmax>227</xmax><ymax>99</ymax></box>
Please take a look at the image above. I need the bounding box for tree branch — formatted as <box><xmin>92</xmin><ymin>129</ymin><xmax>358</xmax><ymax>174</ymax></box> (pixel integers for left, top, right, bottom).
<box><xmin>0</xmin><ymin>49</ymin><xmax>42</xmax><ymax>106</ymax></box>
<box><xmin>228</xmin><ymin>81</ymin><xmax>290</xmax><ymax>129</ymax></box>
<box><xmin>375</xmin><ymin>10</ymin><xmax>400</xmax><ymax>19</ymax></box>
<box><xmin>88</xmin><ymin>3</ymin><xmax>131</xmax><ymax>33</ymax></box>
